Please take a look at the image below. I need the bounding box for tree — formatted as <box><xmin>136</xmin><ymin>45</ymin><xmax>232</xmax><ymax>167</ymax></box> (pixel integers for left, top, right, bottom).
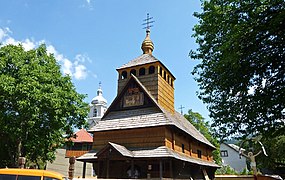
<box><xmin>184</xmin><ymin>109</ymin><xmax>222</xmax><ymax>165</ymax></box>
<box><xmin>0</xmin><ymin>44</ymin><xmax>88</xmax><ymax>168</ymax></box>
<box><xmin>255</xmin><ymin>135</ymin><xmax>285</xmax><ymax>170</ymax></box>
<box><xmin>190</xmin><ymin>0</ymin><xmax>285</xmax><ymax>139</ymax></box>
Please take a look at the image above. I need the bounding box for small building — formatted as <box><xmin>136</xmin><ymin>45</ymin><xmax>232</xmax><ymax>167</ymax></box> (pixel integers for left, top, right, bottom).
<box><xmin>65</xmin><ymin>129</ymin><xmax>93</xmax><ymax>158</ymax></box>
<box><xmin>46</xmin><ymin>129</ymin><xmax>93</xmax><ymax>177</ymax></box>
<box><xmin>220</xmin><ymin>143</ymin><xmax>247</xmax><ymax>173</ymax></box>
<box><xmin>78</xmin><ymin>28</ymin><xmax>219</xmax><ymax>179</ymax></box>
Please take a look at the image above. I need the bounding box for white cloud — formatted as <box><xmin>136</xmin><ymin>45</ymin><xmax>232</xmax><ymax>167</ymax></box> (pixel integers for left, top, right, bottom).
<box><xmin>0</xmin><ymin>27</ymin><xmax>93</xmax><ymax>80</ymax></box>
<box><xmin>80</xmin><ymin>0</ymin><xmax>94</xmax><ymax>10</ymax></box>
<box><xmin>75</xmin><ymin>53</ymin><xmax>92</xmax><ymax>64</ymax></box>
<box><xmin>22</xmin><ymin>39</ymin><xmax>36</xmax><ymax>51</ymax></box>
<box><xmin>62</xmin><ymin>58</ymin><xmax>73</xmax><ymax>75</ymax></box>
<box><xmin>74</xmin><ymin>64</ymin><xmax>87</xmax><ymax>80</ymax></box>
<box><xmin>0</xmin><ymin>29</ymin><xmax>5</xmax><ymax>41</ymax></box>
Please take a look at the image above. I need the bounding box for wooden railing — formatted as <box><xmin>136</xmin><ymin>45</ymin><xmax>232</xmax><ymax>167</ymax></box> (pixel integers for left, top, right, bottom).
<box><xmin>65</xmin><ymin>150</ymin><xmax>89</xmax><ymax>158</ymax></box>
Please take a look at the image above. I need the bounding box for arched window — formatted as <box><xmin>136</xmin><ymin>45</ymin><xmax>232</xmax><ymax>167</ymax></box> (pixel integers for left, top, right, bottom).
<box><xmin>163</xmin><ymin>71</ymin><xmax>167</xmax><ymax>80</ymax></box>
<box><xmin>121</xmin><ymin>71</ymin><xmax>127</xmax><ymax>79</ymax></box>
<box><xmin>139</xmin><ymin>67</ymin><xmax>145</xmax><ymax>76</ymax></box>
<box><xmin>170</xmin><ymin>79</ymin><xmax>173</xmax><ymax>87</ymax></box>
<box><xmin>149</xmin><ymin>66</ymin><xmax>155</xmax><ymax>74</ymax></box>
<box><xmin>130</xmin><ymin>69</ymin><xmax>136</xmax><ymax>76</ymax></box>
<box><xmin>167</xmin><ymin>75</ymin><xmax>170</xmax><ymax>84</ymax></box>
<box><xmin>93</xmin><ymin>109</ymin><xmax>97</xmax><ymax>117</ymax></box>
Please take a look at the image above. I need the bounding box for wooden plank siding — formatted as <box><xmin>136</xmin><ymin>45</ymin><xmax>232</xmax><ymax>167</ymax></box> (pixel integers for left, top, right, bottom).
<box><xmin>163</xmin><ymin>127</ymin><xmax>213</xmax><ymax>162</ymax></box>
<box><xmin>93</xmin><ymin>127</ymin><xmax>166</xmax><ymax>150</ymax></box>
<box><xmin>65</xmin><ymin>150</ymin><xmax>89</xmax><ymax>158</ymax></box>
<box><xmin>157</xmin><ymin>75</ymin><xmax>174</xmax><ymax>114</ymax></box>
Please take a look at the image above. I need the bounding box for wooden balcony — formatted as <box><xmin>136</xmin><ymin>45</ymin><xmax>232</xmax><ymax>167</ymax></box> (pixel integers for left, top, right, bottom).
<box><xmin>65</xmin><ymin>150</ymin><xmax>89</xmax><ymax>158</ymax></box>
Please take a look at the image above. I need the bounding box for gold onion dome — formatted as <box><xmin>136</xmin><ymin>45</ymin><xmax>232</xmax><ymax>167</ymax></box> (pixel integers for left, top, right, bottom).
<box><xmin>141</xmin><ymin>29</ymin><xmax>154</xmax><ymax>55</ymax></box>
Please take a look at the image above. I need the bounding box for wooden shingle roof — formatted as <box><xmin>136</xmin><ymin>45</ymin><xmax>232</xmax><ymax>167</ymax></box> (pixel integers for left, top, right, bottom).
<box><xmin>117</xmin><ymin>54</ymin><xmax>159</xmax><ymax>70</ymax></box>
<box><xmin>77</xmin><ymin>142</ymin><xmax>219</xmax><ymax>168</ymax></box>
<box><xmin>116</xmin><ymin>54</ymin><xmax>176</xmax><ymax>79</ymax></box>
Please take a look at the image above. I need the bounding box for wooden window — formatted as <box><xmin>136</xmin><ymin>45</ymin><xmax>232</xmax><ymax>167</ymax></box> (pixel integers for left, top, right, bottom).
<box><xmin>139</xmin><ymin>67</ymin><xmax>145</xmax><ymax>76</ymax></box>
<box><xmin>182</xmin><ymin>144</ymin><xmax>185</xmax><ymax>153</ymax></box>
<box><xmin>159</xmin><ymin>67</ymin><xmax>163</xmax><ymax>76</ymax></box>
<box><xmin>221</xmin><ymin>150</ymin><xmax>228</xmax><ymax>157</ymax></box>
<box><xmin>149</xmin><ymin>66</ymin><xmax>155</xmax><ymax>74</ymax></box>
<box><xmin>122</xmin><ymin>71</ymin><xmax>127</xmax><ymax>79</ymax></box>
<box><xmin>197</xmin><ymin>150</ymin><xmax>202</xmax><ymax>158</ymax></box>
<box><xmin>130</xmin><ymin>69</ymin><xmax>136</xmax><ymax>76</ymax></box>
<box><xmin>163</xmin><ymin>71</ymin><xmax>166</xmax><ymax>80</ymax></box>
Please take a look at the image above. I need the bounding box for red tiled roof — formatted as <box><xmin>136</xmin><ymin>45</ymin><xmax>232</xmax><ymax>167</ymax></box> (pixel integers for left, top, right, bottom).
<box><xmin>70</xmin><ymin>129</ymin><xmax>93</xmax><ymax>143</ymax></box>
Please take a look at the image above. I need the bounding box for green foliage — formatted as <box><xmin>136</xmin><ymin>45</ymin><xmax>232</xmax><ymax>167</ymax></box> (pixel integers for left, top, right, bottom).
<box><xmin>215</xmin><ymin>165</ymin><xmax>238</xmax><ymax>175</ymax></box>
<box><xmin>256</xmin><ymin>135</ymin><xmax>285</xmax><ymax>170</ymax></box>
<box><xmin>0</xmin><ymin>44</ymin><xmax>88</xmax><ymax>168</ymax></box>
<box><xmin>191</xmin><ymin>0</ymin><xmax>285</xmax><ymax>139</ymax></box>
<box><xmin>184</xmin><ymin>109</ymin><xmax>222</xmax><ymax>165</ymax></box>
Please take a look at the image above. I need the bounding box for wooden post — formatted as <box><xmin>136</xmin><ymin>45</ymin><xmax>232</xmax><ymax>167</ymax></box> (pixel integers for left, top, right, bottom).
<box><xmin>131</xmin><ymin>159</ymin><xmax>134</xmax><ymax>178</ymax></box>
<box><xmin>68</xmin><ymin>156</ymin><xmax>76</xmax><ymax>180</ymax></box>
<box><xmin>159</xmin><ymin>160</ymin><xmax>163</xmax><ymax>179</ymax></box>
<box><xmin>82</xmin><ymin>161</ymin><xmax>86</xmax><ymax>178</ymax></box>
<box><xmin>18</xmin><ymin>157</ymin><xmax>26</xmax><ymax>169</ymax></box>
<box><xmin>169</xmin><ymin>159</ymin><xmax>173</xmax><ymax>178</ymax></box>
<box><xmin>106</xmin><ymin>159</ymin><xmax>109</xmax><ymax>178</ymax></box>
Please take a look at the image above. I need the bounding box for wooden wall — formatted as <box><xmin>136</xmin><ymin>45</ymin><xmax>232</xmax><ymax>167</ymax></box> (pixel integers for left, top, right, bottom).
<box><xmin>93</xmin><ymin>127</ymin><xmax>165</xmax><ymax>150</ymax></box>
<box><xmin>164</xmin><ymin>126</ymin><xmax>213</xmax><ymax>162</ymax></box>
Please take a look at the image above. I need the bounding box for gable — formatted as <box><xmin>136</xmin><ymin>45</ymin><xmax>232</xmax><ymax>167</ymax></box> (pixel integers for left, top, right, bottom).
<box><xmin>106</xmin><ymin>75</ymin><xmax>159</xmax><ymax>113</ymax></box>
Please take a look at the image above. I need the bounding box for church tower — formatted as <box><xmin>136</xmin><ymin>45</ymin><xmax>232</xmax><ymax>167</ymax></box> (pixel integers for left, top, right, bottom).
<box><xmin>88</xmin><ymin>83</ymin><xmax>107</xmax><ymax>128</ymax></box>
<box><xmin>116</xmin><ymin>28</ymin><xmax>175</xmax><ymax>114</ymax></box>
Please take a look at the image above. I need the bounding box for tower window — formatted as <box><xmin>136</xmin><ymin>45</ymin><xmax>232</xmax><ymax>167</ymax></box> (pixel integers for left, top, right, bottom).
<box><xmin>93</xmin><ymin>109</ymin><xmax>97</xmax><ymax>117</ymax></box>
<box><xmin>122</xmin><ymin>71</ymin><xmax>127</xmax><ymax>79</ymax></box>
<box><xmin>182</xmin><ymin>144</ymin><xmax>185</xmax><ymax>153</ymax></box>
<box><xmin>163</xmin><ymin>71</ymin><xmax>167</xmax><ymax>80</ymax></box>
<box><xmin>167</xmin><ymin>76</ymin><xmax>170</xmax><ymax>84</ymax></box>
<box><xmin>170</xmin><ymin>79</ymin><xmax>173</xmax><ymax>87</ymax></box>
<box><xmin>139</xmin><ymin>67</ymin><xmax>145</xmax><ymax>76</ymax></box>
<box><xmin>149</xmin><ymin>66</ymin><xmax>155</xmax><ymax>74</ymax></box>
<box><xmin>130</xmin><ymin>69</ymin><xmax>136</xmax><ymax>76</ymax></box>
<box><xmin>159</xmin><ymin>67</ymin><xmax>163</xmax><ymax>76</ymax></box>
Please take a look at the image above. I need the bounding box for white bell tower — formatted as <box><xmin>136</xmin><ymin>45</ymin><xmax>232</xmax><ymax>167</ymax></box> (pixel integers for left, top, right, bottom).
<box><xmin>88</xmin><ymin>82</ymin><xmax>107</xmax><ymax>128</ymax></box>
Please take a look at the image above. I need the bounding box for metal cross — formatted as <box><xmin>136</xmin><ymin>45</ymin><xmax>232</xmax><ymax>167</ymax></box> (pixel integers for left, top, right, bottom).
<box><xmin>178</xmin><ymin>105</ymin><xmax>185</xmax><ymax>115</ymax></box>
<box><xmin>142</xmin><ymin>13</ymin><xmax>155</xmax><ymax>30</ymax></box>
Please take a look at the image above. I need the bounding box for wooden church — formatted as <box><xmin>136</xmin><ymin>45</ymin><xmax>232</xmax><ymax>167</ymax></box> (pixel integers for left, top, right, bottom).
<box><xmin>77</xmin><ymin>27</ymin><xmax>219</xmax><ymax>179</ymax></box>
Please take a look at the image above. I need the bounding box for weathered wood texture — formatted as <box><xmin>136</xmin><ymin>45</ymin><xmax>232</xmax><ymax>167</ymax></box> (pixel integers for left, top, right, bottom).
<box><xmin>93</xmin><ymin>126</ymin><xmax>165</xmax><ymax>150</ymax></box>
<box><xmin>164</xmin><ymin>127</ymin><xmax>213</xmax><ymax>162</ymax></box>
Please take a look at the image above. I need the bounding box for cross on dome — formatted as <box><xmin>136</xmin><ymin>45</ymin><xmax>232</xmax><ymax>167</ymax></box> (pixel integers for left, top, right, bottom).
<box><xmin>141</xmin><ymin>13</ymin><xmax>155</xmax><ymax>55</ymax></box>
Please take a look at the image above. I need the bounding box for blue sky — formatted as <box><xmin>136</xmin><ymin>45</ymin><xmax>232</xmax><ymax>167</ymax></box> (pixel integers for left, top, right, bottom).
<box><xmin>0</xmin><ymin>0</ymin><xmax>210</xmax><ymax>120</ymax></box>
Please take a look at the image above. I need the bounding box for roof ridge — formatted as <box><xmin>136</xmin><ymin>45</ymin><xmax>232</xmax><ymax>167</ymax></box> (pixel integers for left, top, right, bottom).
<box><xmin>117</xmin><ymin>54</ymin><xmax>159</xmax><ymax>70</ymax></box>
